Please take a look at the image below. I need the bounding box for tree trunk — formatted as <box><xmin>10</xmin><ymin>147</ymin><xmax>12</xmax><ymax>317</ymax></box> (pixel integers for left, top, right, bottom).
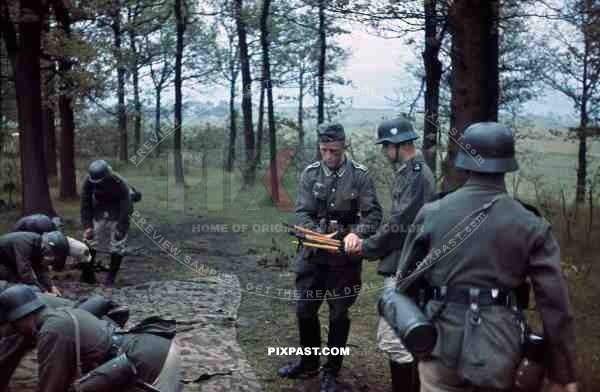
<box><xmin>112</xmin><ymin>1</ymin><xmax>127</xmax><ymax>162</ymax></box>
<box><xmin>317</xmin><ymin>0</ymin><xmax>325</xmax><ymax>126</ymax></box>
<box><xmin>576</xmin><ymin>1</ymin><xmax>591</xmax><ymax>204</ymax></box>
<box><xmin>316</xmin><ymin>0</ymin><xmax>326</xmax><ymax>160</ymax></box>
<box><xmin>42</xmin><ymin>98</ymin><xmax>58</xmax><ymax>178</ymax></box>
<box><xmin>173</xmin><ymin>0</ymin><xmax>185</xmax><ymax>184</ymax></box>
<box><xmin>298</xmin><ymin>67</ymin><xmax>305</xmax><ymax>150</ymax></box>
<box><xmin>54</xmin><ymin>0</ymin><xmax>77</xmax><ymax>199</ymax></box>
<box><xmin>235</xmin><ymin>0</ymin><xmax>255</xmax><ymax>186</ymax></box>
<box><xmin>423</xmin><ymin>0</ymin><xmax>442</xmax><ymax>174</ymax></box>
<box><xmin>154</xmin><ymin>85</ymin><xmax>162</xmax><ymax>158</ymax></box>
<box><xmin>14</xmin><ymin>0</ymin><xmax>55</xmax><ymax>215</ymax></box>
<box><xmin>256</xmin><ymin>80</ymin><xmax>265</xmax><ymax>164</ymax></box>
<box><xmin>41</xmin><ymin>18</ymin><xmax>57</xmax><ymax>179</ymax></box>
<box><xmin>226</xmin><ymin>71</ymin><xmax>237</xmax><ymax>172</ymax></box>
<box><xmin>444</xmin><ymin>0</ymin><xmax>499</xmax><ymax>191</ymax></box>
<box><xmin>260</xmin><ymin>0</ymin><xmax>278</xmax><ymax>202</ymax></box>
<box><xmin>130</xmin><ymin>32</ymin><xmax>142</xmax><ymax>154</ymax></box>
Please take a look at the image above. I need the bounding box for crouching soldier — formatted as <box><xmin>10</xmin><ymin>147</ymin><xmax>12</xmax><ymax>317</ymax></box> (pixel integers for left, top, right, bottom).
<box><xmin>13</xmin><ymin>214</ymin><xmax>92</xmax><ymax>271</ymax></box>
<box><xmin>81</xmin><ymin>159</ymin><xmax>133</xmax><ymax>286</ymax></box>
<box><xmin>0</xmin><ymin>289</ymin><xmax>129</xmax><ymax>391</ymax></box>
<box><xmin>14</xmin><ymin>213</ymin><xmax>64</xmax><ymax>234</ymax></box>
<box><xmin>0</xmin><ymin>231</ymin><xmax>69</xmax><ymax>296</ymax></box>
<box><xmin>0</xmin><ymin>285</ymin><xmax>180</xmax><ymax>392</ymax></box>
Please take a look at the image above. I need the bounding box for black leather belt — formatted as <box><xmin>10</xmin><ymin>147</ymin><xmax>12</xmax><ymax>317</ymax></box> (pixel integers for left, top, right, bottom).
<box><xmin>429</xmin><ymin>286</ymin><xmax>516</xmax><ymax>307</ymax></box>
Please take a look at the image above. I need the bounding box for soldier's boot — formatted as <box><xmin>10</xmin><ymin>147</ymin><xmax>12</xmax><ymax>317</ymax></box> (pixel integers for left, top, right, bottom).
<box><xmin>323</xmin><ymin>316</ymin><xmax>350</xmax><ymax>372</ymax></box>
<box><xmin>104</xmin><ymin>253</ymin><xmax>123</xmax><ymax>287</ymax></box>
<box><xmin>390</xmin><ymin>360</ymin><xmax>419</xmax><ymax>392</ymax></box>
<box><xmin>80</xmin><ymin>248</ymin><xmax>98</xmax><ymax>284</ymax></box>
<box><xmin>319</xmin><ymin>367</ymin><xmax>338</xmax><ymax>392</ymax></box>
<box><xmin>278</xmin><ymin>316</ymin><xmax>320</xmax><ymax>378</ymax></box>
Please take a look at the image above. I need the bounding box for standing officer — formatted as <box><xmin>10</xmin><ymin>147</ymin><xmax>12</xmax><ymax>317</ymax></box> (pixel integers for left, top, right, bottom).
<box><xmin>80</xmin><ymin>159</ymin><xmax>132</xmax><ymax>286</ymax></box>
<box><xmin>278</xmin><ymin>123</ymin><xmax>382</xmax><ymax>392</ymax></box>
<box><xmin>0</xmin><ymin>284</ymin><xmax>180</xmax><ymax>392</ymax></box>
<box><xmin>344</xmin><ymin>116</ymin><xmax>435</xmax><ymax>392</ymax></box>
<box><xmin>394</xmin><ymin>122</ymin><xmax>577</xmax><ymax>392</ymax></box>
<box><xmin>0</xmin><ymin>231</ymin><xmax>68</xmax><ymax>296</ymax></box>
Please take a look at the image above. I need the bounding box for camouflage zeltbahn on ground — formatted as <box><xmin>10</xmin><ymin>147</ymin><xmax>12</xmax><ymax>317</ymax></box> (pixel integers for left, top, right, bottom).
<box><xmin>9</xmin><ymin>277</ymin><xmax>262</xmax><ymax>392</ymax></box>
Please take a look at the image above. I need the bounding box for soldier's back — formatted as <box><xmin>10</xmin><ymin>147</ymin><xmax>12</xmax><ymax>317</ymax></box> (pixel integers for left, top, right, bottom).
<box><xmin>421</xmin><ymin>182</ymin><xmax>546</xmax><ymax>290</ymax></box>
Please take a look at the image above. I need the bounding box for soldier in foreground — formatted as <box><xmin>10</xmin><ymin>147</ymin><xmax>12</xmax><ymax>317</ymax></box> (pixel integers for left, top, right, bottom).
<box><xmin>0</xmin><ymin>285</ymin><xmax>179</xmax><ymax>392</ymax></box>
<box><xmin>392</xmin><ymin>122</ymin><xmax>577</xmax><ymax>391</ymax></box>
<box><xmin>0</xmin><ymin>231</ymin><xmax>68</xmax><ymax>296</ymax></box>
<box><xmin>344</xmin><ymin>116</ymin><xmax>435</xmax><ymax>392</ymax></box>
<box><xmin>278</xmin><ymin>123</ymin><xmax>382</xmax><ymax>392</ymax></box>
<box><xmin>0</xmin><ymin>288</ymin><xmax>128</xmax><ymax>391</ymax></box>
<box><xmin>80</xmin><ymin>159</ymin><xmax>133</xmax><ymax>286</ymax></box>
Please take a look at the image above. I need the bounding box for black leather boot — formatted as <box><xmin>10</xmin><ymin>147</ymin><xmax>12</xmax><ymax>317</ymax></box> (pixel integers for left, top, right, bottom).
<box><xmin>278</xmin><ymin>315</ymin><xmax>321</xmax><ymax>378</ymax></box>
<box><xmin>80</xmin><ymin>248</ymin><xmax>97</xmax><ymax>284</ymax></box>
<box><xmin>319</xmin><ymin>367</ymin><xmax>338</xmax><ymax>392</ymax></box>
<box><xmin>390</xmin><ymin>360</ymin><xmax>420</xmax><ymax>392</ymax></box>
<box><xmin>324</xmin><ymin>316</ymin><xmax>350</xmax><ymax>372</ymax></box>
<box><xmin>105</xmin><ymin>253</ymin><xmax>123</xmax><ymax>286</ymax></box>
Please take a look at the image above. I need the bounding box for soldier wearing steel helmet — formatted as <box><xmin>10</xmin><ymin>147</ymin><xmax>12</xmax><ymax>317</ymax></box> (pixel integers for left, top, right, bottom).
<box><xmin>278</xmin><ymin>123</ymin><xmax>382</xmax><ymax>392</ymax></box>
<box><xmin>344</xmin><ymin>115</ymin><xmax>435</xmax><ymax>392</ymax></box>
<box><xmin>0</xmin><ymin>231</ymin><xmax>68</xmax><ymax>296</ymax></box>
<box><xmin>80</xmin><ymin>159</ymin><xmax>133</xmax><ymax>286</ymax></box>
<box><xmin>394</xmin><ymin>122</ymin><xmax>577</xmax><ymax>392</ymax></box>
<box><xmin>0</xmin><ymin>285</ymin><xmax>180</xmax><ymax>392</ymax></box>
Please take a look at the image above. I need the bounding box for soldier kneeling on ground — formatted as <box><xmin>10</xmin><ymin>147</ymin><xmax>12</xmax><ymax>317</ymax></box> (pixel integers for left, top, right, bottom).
<box><xmin>0</xmin><ymin>285</ymin><xmax>180</xmax><ymax>392</ymax></box>
<box><xmin>12</xmin><ymin>213</ymin><xmax>93</xmax><ymax>273</ymax></box>
<box><xmin>14</xmin><ymin>213</ymin><xmax>64</xmax><ymax>234</ymax></box>
<box><xmin>0</xmin><ymin>286</ymin><xmax>129</xmax><ymax>391</ymax></box>
<box><xmin>0</xmin><ymin>231</ymin><xmax>71</xmax><ymax>296</ymax></box>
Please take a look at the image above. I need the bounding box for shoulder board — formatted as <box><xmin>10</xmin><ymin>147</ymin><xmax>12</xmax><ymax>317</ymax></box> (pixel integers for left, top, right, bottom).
<box><xmin>352</xmin><ymin>161</ymin><xmax>368</xmax><ymax>171</ymax></box>
<box><xmin>413</xmin><ymin>162</ymin><xmax>422</xmax><ymax>172</ymax></box>
<box><xmin>306</xmin><ymin>161</ymin><xmax>321</xmax><ymax>170</ymax></box>
<box><xmin>516</xmin><ymin>199</ymin><xmax>542</xmax><ymax>217</ymax></box>
<box><xmin>397</xmin><ymin>162</ymin><xmax>407</xmax><ymax>172</ymax></box>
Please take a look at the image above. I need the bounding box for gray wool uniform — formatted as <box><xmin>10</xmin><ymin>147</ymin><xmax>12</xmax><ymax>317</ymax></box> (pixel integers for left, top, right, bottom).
<box><xmin>360</xmin><ymin>155</ymin><xmax>435</xmax><ymax>364</ymax></box>
<box><xmin>0</xmin><ymin>232</ymin><xmax>53</xmax><ymax>292</ymax></box>
<box><xmin>396</xmin><ymin>176</ymin><xmax>576</xmax><ymax>391</ymax></box>
<box><xmin>294</xmin><ymin>157</ymin><xmax>382</xmax><ymax>371</ymax></box>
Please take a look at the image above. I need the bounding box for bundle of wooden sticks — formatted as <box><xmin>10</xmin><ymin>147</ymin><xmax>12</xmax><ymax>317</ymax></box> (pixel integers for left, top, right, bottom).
<box><xmin>284</xmin><ymin>223</ymin><xmax>343</xmax><ymax>253</ymax></box>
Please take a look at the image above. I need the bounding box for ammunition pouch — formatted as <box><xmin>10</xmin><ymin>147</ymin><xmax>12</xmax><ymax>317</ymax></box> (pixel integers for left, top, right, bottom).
<box><xmin>379</xmin><ymin>287</ymin><xmax>437</xmax><ymax>358</ymax></box>
<box><xmin>514</xmin><ymin>334</ymin><xmax>546</xmax><ymax>392</ymax></box>
<box><xmin>515</xmin><ymin>281</ymin><xmax>531</xmax><ymax>310</ymax></box>
<box><xmin>71</xmin><ymin>353</ymin><xmax>137</xmax><ymax>392</ymax></box>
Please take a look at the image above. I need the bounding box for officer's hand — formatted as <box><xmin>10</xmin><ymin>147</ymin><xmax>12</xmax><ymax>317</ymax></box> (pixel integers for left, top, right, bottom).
<box><xmin>344</xmin><ymin>233</ymin><xmax>362</xmax><ymax>254</ymax></box>
<box><xmin>83</xmin><ymin>228</ymin><xmax>94</xmax><ymax>241</ymax></box>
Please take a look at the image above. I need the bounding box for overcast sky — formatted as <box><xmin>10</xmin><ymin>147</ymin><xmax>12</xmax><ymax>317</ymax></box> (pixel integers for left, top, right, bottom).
<box><xmin>333</xmin><ymin>24</ymin><xmax>576</xmax><ymax>119</ymax></box>
<box><xmin>182</xmin><ymin>23</ymin><xmax>576</xmax><ymax>121</ymax></box>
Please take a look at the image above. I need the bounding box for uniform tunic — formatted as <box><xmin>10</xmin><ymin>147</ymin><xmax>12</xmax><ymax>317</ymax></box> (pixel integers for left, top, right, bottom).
<box><xmin>396</xmin><ymin>175</ymin><xmax>576</xmax><ymax>389</ymax></box>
